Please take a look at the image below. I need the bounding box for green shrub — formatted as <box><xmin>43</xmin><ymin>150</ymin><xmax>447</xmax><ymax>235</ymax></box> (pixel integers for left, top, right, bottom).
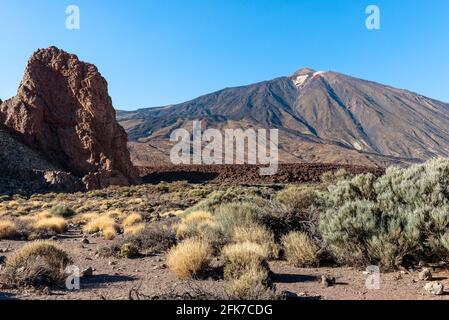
<box><xmin>319</xmin><ymin>158</ymin><xmax>449</xmax><ymax>269</ymax></box>
<box><xmin>214</xmin><ymin>202</ymin><xmax>264</xmax><ymax>240</ymax></box>
<box><xmin>49</xmin><ymin>205</ymin><xmax>75</xmax><ymax>217</ymax></box>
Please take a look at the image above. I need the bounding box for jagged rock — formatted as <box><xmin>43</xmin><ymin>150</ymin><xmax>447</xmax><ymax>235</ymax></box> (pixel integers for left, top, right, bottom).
<box><xmin>81</xmin><ymin>267</ymin><xmax>93</xmax><ymax>277</ymax></box>
<box><xmin>0</xmin><ymin>46</ymin><xmax>138</xmax><ymax>190</ymax></box>
<box><xmin>418</xmin><ymin>268</ymin><xmax>433</xmax><ymax>281</ymax></box>
<box><xmin>321</xmin><ymin>275</ymin><xmax>336</xmax><ymax>288</ymax></box>
<box><xmin>424</xmin><ymin>282</ymin><xmax>444</xmax><ymax>295</ymax></box>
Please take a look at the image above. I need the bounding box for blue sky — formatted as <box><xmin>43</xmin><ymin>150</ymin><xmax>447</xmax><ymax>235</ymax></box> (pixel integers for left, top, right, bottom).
<box><xmin>0</xmin><ymin>0</ymin><xmax>448</xmax><ymax>110</ymax></box>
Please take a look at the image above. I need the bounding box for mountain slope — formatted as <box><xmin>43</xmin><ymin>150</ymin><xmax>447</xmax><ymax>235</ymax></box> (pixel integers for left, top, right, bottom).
<box><xmin>117</xmin><ymin>68</ymin><xmax>449</xmax><ymax>167</ymax></box>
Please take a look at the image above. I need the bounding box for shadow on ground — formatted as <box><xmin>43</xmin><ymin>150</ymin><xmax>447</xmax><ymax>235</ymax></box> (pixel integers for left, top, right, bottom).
<box><xmin>81</xmin><ymin>274</ymin><xmax>137</xmax><ymax>289</ymax></box>
<box><xmin>272</xmin><ymin>273</ymin><xmax>319</xmax><ymax>284</ymax></box>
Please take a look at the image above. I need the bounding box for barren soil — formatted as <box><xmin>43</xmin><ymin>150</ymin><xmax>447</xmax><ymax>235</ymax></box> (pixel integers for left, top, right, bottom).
<box><xmin>1</xmin><ymin>236</ymin><xmax>448</xmax><ymax>300</ymax></box>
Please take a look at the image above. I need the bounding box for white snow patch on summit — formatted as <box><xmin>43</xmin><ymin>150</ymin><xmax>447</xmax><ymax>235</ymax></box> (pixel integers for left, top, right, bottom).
<box><xmin>293</xmin><ymin>75</ymin><xmax>309</xmax><ymax>87</ymax></box>
<box><xmin>313</xmin><ymin>71</ymin><xmax>327</xmax><ymax>77</ymax></box>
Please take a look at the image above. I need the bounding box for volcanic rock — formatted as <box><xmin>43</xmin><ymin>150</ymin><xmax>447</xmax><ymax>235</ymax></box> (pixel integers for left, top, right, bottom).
<box><xmin>0</xmin><ymin>47</ymin><xmax>138</xmax><ymax>189</ymax></box>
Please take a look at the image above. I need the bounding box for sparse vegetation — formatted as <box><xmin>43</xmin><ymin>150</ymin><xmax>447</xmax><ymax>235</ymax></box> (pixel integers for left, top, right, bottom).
<box><xmin>167</xmin><ymin>239</ymin><xmax>212</xmax><ymax>279</ymax></box>
<box><xmin>49</xmin><ymin>205</ymin><xmax>75</xmax><ymax>218</ymax></box>
<box><xmin>320</xmin><ymin>158</ymin><xmax>449</xmax><ymax>269</ymax></box>
<box><xmin>33</xmin><ymin>216</ymin><xmax>67</xmax><ymax>233</ymax></box>
<box><xmin>221</xmin><ymin>242</ymin><xmax>270</xmax><ymax>280</ymax></box>
<box><xmin>0</xmin><ymin>219</ymin><xmax>18</xmax><ymax>239</ymax></box>
<box><xmin>2</xmin><ymin>241</ymin><xmax>71</xmax><ymax>288</ymax></box>
<box><xmin>122</xmin><ymin>213</ymin><xmax>143</xmax><ymax>227</ymax></box>
<box><xmin>232</xmin><ymin>225</ymin><xmax>279</xmax><ymax>259</ymax></box>
<box><xmin>282</xmin><ymin>231</ymin><xmax>319</xmax><ymax>267</ymax></box>
<box><xmin>84</xmin><ymin>215</ymin><xmax>119</xmax><ymax>239</ymax></box>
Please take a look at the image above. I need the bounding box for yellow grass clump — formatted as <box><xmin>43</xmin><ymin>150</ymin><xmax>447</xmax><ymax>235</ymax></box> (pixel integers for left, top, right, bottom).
<box><xmin>222</xmin><ymin>242</ymin><xmax>269</xmax><ymax>270</ymax></box>
<box><xmin>84</xmin><ymin>216</ymin><xmax>119</xmax><ymax>239</ymax></box>
<box><xmin>5</xmin><ymin>241</ymin><xmax>71</xmax><ymax>273</ymax></box>
<box><xmin>72</xmin><ymin>212</ymin><xmax>99</xmax><ymax>225</ymax></box>
<box><xmin>0</xmin><ymin>220</ymin><xmax>18</xmax><ymax>239</ymax></box>
<box><xmin>34</xmin><ymin>217</ymin><xmax>68</xmax><ymax>233</ymax></box>
<box><xmin>175</xmin><ymin>211</ymin><xmax>214</xmax><ymax>239</ymax></box>
<box><xmin>225</xmin><ymin>265</ymin><xmax>272</xmax><ymax>299</ymax></box>
<box><xmin>166</xmin><ymin>239</ymin><xmax>212</xmax><ymax>279</ymax></box>
<box><xmin>124</xmin><ymin>223</ymin><xmax>145</xmax><ymax>235</ymax></box>
<box><xmin>281</xmin><ymin>231</ymin><xmax>319</xmax><ymax>267</ymax></box>
<box><xmin>122</xmin><ymin>213</ymin><xmax>143</xmax><ymax>227</ymax></box>
<box><xmin>106</xmin><ymin>209</ymin><xmax>127</xmax><ymax>220</ymax></box>
<box><xmin>232</xmin><ymin>225</ymin><xmax>280</xmax><ymax>259</ymax></box>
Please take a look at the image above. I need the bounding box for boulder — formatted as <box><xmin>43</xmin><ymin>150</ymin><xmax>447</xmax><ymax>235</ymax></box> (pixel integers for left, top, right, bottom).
<box><xmin>0</xmin><ymin>47</ymin><xmax>138</xmax><ymax>190</ymax></box>
<box><xmin>424</xmin><ymin>282</ymin><xmax>444</xmax><ymax>295</ymax></box>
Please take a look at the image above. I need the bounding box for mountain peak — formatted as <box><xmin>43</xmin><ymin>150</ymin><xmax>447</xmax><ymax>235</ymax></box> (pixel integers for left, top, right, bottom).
<box><xmin>292</xmin><ymin>67</ymin><xmax>316</xmax><ymax>76</ymax></box>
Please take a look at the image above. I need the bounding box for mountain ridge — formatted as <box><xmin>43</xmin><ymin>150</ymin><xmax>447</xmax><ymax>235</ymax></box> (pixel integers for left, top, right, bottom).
<box><xmin>117</xmin><ymin>68</ymin><xmax>449</xmax><ymax>167</ymax></box>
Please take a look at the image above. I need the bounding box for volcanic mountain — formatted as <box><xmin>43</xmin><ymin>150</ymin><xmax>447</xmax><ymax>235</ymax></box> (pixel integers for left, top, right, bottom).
<box><xmin>118</xmin><ymin>68</ymin><xmax>449</xmax><ymax>167</ymax></box>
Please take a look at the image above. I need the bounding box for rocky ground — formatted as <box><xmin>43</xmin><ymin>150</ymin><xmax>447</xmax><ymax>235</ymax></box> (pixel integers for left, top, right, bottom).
<box><xmin>0</xmin><ymin>181</ymin><xmax>448</xmax><ymax>301</ymax></box>
<box><xmin>1</xmin><ymin>235</ymin><xmax>448</xmax><ymax>300</ymax></box>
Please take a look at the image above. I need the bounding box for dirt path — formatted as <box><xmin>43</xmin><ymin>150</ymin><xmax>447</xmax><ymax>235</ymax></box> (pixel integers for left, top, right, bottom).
<box><xmin>1</xmin><ymin>237</ymin><xmax>448</xmax><ymax>300</ymax></box>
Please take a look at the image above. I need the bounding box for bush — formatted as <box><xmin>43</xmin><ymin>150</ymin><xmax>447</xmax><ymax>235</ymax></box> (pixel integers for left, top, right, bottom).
<box><xmin>320</xmin><ymin>158</ymin><xmax>449</xmax><ymax>269</ymax></box>
<box><xmin>225</xmin><ymin>265</ymin><xmax>275</xmax><ymax>300</ymax></box>
<box><xmin>261</xmin><ymin>195</ymin><xmax>320</xmax><ymax>240</ymax></box>
<box><xmin>123</xmin><ymin>222</ymin><xmax>177</xmax><ymax>255</ymax></box>
<box><xmin>3</xmin><ymin>241</ymin><xmax>71</xmax><ymax>288</ymax></box>
<box><xmin>122</xmin><ymin>213</ymin><xmax>143</xmax><ymax>227</ymax></box>
<box><xmin>33</xmin><ymin>217</ymin><xmax>67</xmax><ymax>233</ymax></box>
<box><xmin>124</xmin><ymin>223</ymin><xmax>145</xmax><ymax>235</ymax></box>
<box><xmin>214</xmin><ymin>202</ymin><xmax>263</xmax><ymax>240</ymax></box>
<box><xmin>176</xmin><ymin>211</ymin><xmax>214</xmax><ymax>239</ymax></box>
<box><xmin>320</xmin><ymin>169</ymin><xmax>352</xmax><ymax>184</ymax></box>
<box><xmin>282</xmin><ymin>231</ymin><xmax>319</xmax><ymax>267</ymax></box>
<box><xmin>221</xmin><ymin>242</ymin><xmax>269</xmax><ymax>280</ymax></box>
<box><xmin>232</xmin><ymin>225</ymin><xmax>279</xmax><ymax>259</ymax></box>
<box><xmin>119</xmin><ymin>243</ymin><xmax>140</xmax><ymax>259</ymax></box>
<box><xmin>167</xmin><ymin>239</ymin><xmax>212</xmax><ymax>279</ymax></box>
<box><xmin>0</xmin><ymin>220</ymin><xmax>18</xmax><ymax>239</ymax></box>
<box><xmin>84</xmin><ymin>216</ymin><xmax>119</xmax><ymax>240</ymax></box>
<box><xmin>49</xmin><ymin>205</ymin><xmax>75</xmax><ymax>217</ymax></box>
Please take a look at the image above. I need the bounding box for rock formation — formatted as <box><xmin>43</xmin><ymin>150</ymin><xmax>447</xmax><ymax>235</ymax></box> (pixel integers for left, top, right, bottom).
<box><xmin>0</xmin><ymin>47</ymin><xmax>138</xmax><ymax>190</ymax></box>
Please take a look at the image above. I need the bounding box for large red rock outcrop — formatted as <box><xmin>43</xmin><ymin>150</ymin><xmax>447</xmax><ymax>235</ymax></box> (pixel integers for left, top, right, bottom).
<box><xmin>0</xmin><ymin>47</ymin><xmax>138</xmax><ymax>189</ymax></box>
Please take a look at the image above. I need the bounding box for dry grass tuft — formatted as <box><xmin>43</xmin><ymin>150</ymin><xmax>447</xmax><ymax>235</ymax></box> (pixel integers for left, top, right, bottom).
<box><xmin>123</xmin><ymin>213</ymin><xmax>143</xmax><ymax>227</ymax></box>
<box><xmin>33</xmin><ymin>217</ymin><xmax>67</xmax><ymax>233</ymax></box>
<box><xmin>3</xmin><ymin>241</ymin><xmax>71</xmax><ymax>288</ymax></box>
<box><xmin>167</xmin><ymin>238</ymin><xmax>212</xmax><ymax>279</ymax></box>
<box><xmin>0</xmin><ymin>220</ymin><xmax>18</xmax><ymax>239</ymax></box>
<box><xmin>124</xmin><ymin>223</ymin><xmax>145</xmax><ymax>235</ymax></box>
<box><xmin>221</xmin><ymin>242</ymin><xmax>269</xmax><ymax>280</ymax></box>
<box><xmin>84</xmin><ymin>216</ymin><xmax>119</xmax><ymax>239</ymax></box>
<box><xmin>281</xmin><ymin>231</ymin><xmax>318</xmax><ymax>267</ymax></box>
<box><xmin>176</xmin><ymin>210</ymin><xmax>215</xmax><ymax>239</ymax></box>
<box><xmin>225</xmin><ymin>265</ymin><xmax>275</xmax><ymax>300</ymax></box>
<box><xmin>232</xmin><ymin>225</ymin><xmax>280</xmax><ymax>259</ymax></box>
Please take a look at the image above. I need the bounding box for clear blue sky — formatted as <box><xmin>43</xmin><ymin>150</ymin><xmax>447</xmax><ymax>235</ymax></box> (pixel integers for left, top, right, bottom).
<box><xmin>0</xmin><ymin>0</ymin><xmax>448</xmax><ymax>110</ymax></box>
